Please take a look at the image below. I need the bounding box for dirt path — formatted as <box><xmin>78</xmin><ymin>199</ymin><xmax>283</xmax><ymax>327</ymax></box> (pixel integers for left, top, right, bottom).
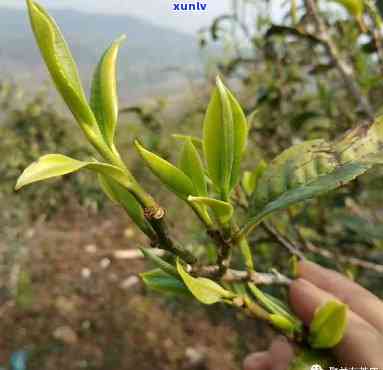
<box><xmin>0</xmin><ymin>206</ymin><xmax>271</xmax><ymax>370</ymax></box>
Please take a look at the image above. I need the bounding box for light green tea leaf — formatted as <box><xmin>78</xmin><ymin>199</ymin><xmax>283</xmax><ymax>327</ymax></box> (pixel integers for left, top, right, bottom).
<box><xmin>248</xmin><ymin>283</ymin><xmax>302</xmax><ymax>329</ymax></box>
<box><xmin>98</xmin><ymin>175</ymin><xmax>154</xmax><ymax>237</ymax></box>
<box><xmin>173</xmin><ymin>134</ymin><xmax>203</xmax><ymax>150</ymax></box>
<box><xmin>331</xmin><ymin>0</ymin><xmax>364</xmax><ymax>17</ymax></box>
<box><xmin>269</xmin><ymin>314</ymin><xmax>297</xmax><ymax>335</ymax></box>
<box><xmin>135</xmin><ymin>140</ymin><xmax>195</xmax><ymax>199</ymax></box>
<box><xmin>242</xmin><ymin>171</ymin><xmax>256</xmax><ymax>197</ymax></box>
<box><xmin>242</xmin><ymin>160</ymin><xmax>267</xmax><ymax>196</ymax></box>
<box><xmin>203</xmin><ymin>80</ymin><xmax>232</xmax><ymax>196</ymax></box>
<box><xmin>15</xmin><ymin>154</ymin><xmax>131</xmax><ymax>190</ymax></box>
<box><xmin>180</xmin><ymin>138</ymin><xmax>207</xmax><ymax>196</ymax></box>
<box><xmin>239</xmin><ymin>237</ymin><xmax>254</xmax><ymax>271</ymax></box>
<box><xmin>309</xmin><ymin>300</ymin><xmax>347</xmax><ymax>349</ymax></box>
<box><xmin>188</xmin><ymin>196</ymin><xmax>233</xmax><ymax>224</ymax></box>
<box><xmin>177</xmin><ymin>259</ymin><xmax>234</xmax><ymax>305</ymax></box>
<box><xmin>26</xmin><ymin>0</ymin><xmax>97</xmax><ymax>133</ymax></box>
<box><xmin>226</xmin><ymin>86</ymin><xmax>248</xmax><ymax>190</ymax></box>
<box><xmin>140</xmin><ymin>269</ymin><xmax>191</xmax><ymax>296</ymax></box>
<box><xmin>90</xmin><ymin>35</ymin><xmax>126</xmax><ymax>147</ymax></box>
<box><xmin>203</xmin><ymin>77</ymin><xmax>247</xmax><ymax>197</ymax></box>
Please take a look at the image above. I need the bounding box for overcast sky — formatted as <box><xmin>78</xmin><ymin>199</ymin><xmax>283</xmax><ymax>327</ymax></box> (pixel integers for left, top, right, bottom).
<box><xmin>2</xmin><ymin>0</ymin><xmax>232</xmax><ymax>34</ymax></box>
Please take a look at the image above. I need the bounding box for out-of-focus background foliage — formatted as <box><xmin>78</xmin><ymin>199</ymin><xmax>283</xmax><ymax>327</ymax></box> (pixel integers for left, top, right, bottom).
<box><xmin>2</xmin><ymin>0</ymin><xmax>383</xmax><ymax>369</ymax></box>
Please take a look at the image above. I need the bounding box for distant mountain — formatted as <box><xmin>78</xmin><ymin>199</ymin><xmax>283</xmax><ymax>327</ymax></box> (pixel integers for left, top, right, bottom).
<box><xmin>0</xmin><ymin>7</ymin><xmax>202</xmax><ymax>101</ymax></box>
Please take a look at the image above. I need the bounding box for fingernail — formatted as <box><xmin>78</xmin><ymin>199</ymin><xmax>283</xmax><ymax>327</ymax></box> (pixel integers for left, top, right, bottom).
<box><xmin>243</xmin><ymin>351</ymin><xmax>270</xmax><ymax>370</ymax></box>
<box><xmin>292</xmin><ymin>278</ymin><xmax>316</xmax><ymax>294</ymax></box>
<box><xmin>297</xmin><ymin>260</ymin><xmax>316</xmax><ymax>276</ymax></box>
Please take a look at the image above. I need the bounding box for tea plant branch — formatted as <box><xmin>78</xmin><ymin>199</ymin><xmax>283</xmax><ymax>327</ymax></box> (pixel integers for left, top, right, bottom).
<box><xmin>144</xmin><ymin>209</ymin><xmax>197</xmax><ymax>264</ymax></box>
<box><xmin>106</xmin><ymin>249</ymin><xmax>289</xmax><ymax>285</ymax></box>
<box><xmin>112</xmin><ymin>249</ymin><xmax>165</xmax><ymax>260</ymax></box>
<box><xmin>233</xmin><ymin>189</ymin><xmax>305</xmax><ymax>260</ymax></box>
<box><xmin>304</xmin><ymin>0</ymin><xmax>374</xmax><ymax>119</ymax></box>
<box><xmin>365</xmin><ymin>0</ymin><xmax>383</xmax><ymax>74</ymax></box>
<box><xmin>271</xmin><ymin>218</ymin><xmax>383</xmax><ymax>274</ymax></box>
<box><xmin>19</xmin><ymin>3</ymin><xmax>383</xmax><ymax>363</ymax></box>
<box><xmin>302</xmin><ymin>239</ymin><xmax>383</xmax><ymax>274</ymax></box>
<box><xmin>261</xmin><ymin>221</ymin><xmax>306</xmax><ymax>260</ymax></box>
<box><xmin>196</xmin><ymin>266</ymin><xmax>291</xmax><ymax>285</ymax></box>
<box><xmin>206</xmin><ymin>228</ymin><xmax>233</xmax><ymax>275</ymax></box>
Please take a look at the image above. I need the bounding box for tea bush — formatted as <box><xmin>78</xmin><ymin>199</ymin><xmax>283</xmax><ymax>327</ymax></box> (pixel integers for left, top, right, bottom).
<box><xmin>12</xmin><ymin>0</ymin><xmax>383</xmax><ymax>368</ymax></box>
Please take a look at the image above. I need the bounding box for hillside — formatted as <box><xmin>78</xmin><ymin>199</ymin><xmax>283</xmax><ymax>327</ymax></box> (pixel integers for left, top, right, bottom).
<box><xmin>0</xmin><ymin>7</ymin><xmax>202</xmax><ymax>101</ymax></box>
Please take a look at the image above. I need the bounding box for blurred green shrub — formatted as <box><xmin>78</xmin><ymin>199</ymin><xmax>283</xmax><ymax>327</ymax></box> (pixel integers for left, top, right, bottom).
<box><xmin>0</xmin><ymin>82</ymin><xmax>106</xmax><ymax>221</ymax></box>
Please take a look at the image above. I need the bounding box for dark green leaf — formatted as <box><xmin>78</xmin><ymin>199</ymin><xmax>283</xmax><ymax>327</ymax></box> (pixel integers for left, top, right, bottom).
<box><xmin>140</xmin><ymin>248</ymin><xmax>178</xmax><ymax>277</ymax></box>
<box><xmin>244</xmin><ymin>119</ymin><xmax>383</xmax><ymax>236</ymax></box>
<box><xmin>140</xmin><ymin>269</ymin><xmax>191</xmax><ymax>296</ymax></box>
<box><xmin>244</xmin><ymin>162</ymin><xmax>370</xmax><ymax>236</ymax></box>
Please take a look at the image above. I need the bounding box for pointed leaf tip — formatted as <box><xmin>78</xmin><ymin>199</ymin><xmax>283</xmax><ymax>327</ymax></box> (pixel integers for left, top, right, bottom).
<box><xmin>188</xmin><ymin>196</ymin><xmax>233</xmax><ymax>223</ymax></box>
<box><xmin>116</xmin><ymin>34</ymin><xmax>127</xmax><ymax>43</ymax></box>
<box><xmin>26</xmin><ymin>0</ymin><xmax>97</xmax><ymax>132</ymax></box>
<box><xmin>203</xmin><ymin>76</ymin><xmax>248</xmax><ymax>197</ymax></box>
<box><xmin>141</xmin><ymin>269</ymin><xmax>191</xmax><ymax>296</ymax></box>
<box><xmin>15</xmin><ymin>154</ymin><xmax>132</xmax><ymax>191</ymax></box>
<box><xmin>135</xmin><ymin>140</ymin><xmax>195</xmax><ymax>199</ymax></box>
<box><xmin>176</xmin><ymin>259</ymin><xmax>234</xmax><ymax>305</ymax></box>
<box><xmin>15</xmin><ymin>154</ymin><xmax>85</xmax><ymax>191</ymax></box>
<box><xmin>90</xmin><ymin>34</ymin><xmax>127</xmax><ymax>147</ymax></box>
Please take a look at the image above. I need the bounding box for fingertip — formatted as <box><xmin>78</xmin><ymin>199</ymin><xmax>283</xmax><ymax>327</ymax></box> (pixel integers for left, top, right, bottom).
<box><xmin>289</xmin><ymin>278</ymin><xmax>311</xmax><ymax>311</ymax></box>
<box><xmin>269</xmin><ymin>335</ymin><xmax>292</xmax><ymax>352</ymax></box>
<box><xmin>297</xmin><ymin>260</ymin><xmax>319</xmax><ymax>278</ymax></box>
<box><xmin>270</xmin><ymin>336</ymin><xmax>294</xmax><ymax>370</ymax></box>
<box><xmin>243</xmin><ymin>351</ymin><xmax>271</xmax><ymax>370</ymax></box>
<box><xmin>289</xmin><ymin>278</ymin><xmax>331</xmax><ymax>325</ymax></box>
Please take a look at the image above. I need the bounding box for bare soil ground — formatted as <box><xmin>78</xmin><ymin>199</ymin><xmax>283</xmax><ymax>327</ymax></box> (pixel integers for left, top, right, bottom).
<box><xmin>0</xmin><ymin>206</ymin><xmax>272</xmax><ymax>370</ymax></box>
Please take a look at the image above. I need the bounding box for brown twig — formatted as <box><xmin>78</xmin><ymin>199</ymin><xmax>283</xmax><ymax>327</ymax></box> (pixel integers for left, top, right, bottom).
<box><xmin>303</xmin><ymin>241</ymin><xmax>383</xmax><ymax>273</ymax></box>
<box><xmin>365</xmin><ymin>0</ymin><xmax>383</xmax><ymax>74</ymax></box>
<box><xmin>195</xmin><ymin>265</ymin><xmax>292</xmax><ymax>285</ymax></box>
<box><xmin>112</xmin><ymin>249</ymin><xmax>165</xmax><ymax>260</ymax></box>
<box><xmin>144</xmin><ymin>207</ymin><xmax>197</xmax><ymax>264</ymax></box>
<box><xmin>110</xmin><ymin>249</ymin><xmax>291</xmax><ymax>285</ymax></box>
<box><xmin>265</xmin><ymin>218</ymin><xmax>383</xmax><ymax>274</ymax></box>
<box><xmin>304</xmin><ymin>0</ymin><xmax>374</xmax><ymax>119</ymax></box>
<box><xmin>261</xmin><ymin>221</ymin><xmax>306</xmax><ymax>259</ymax></box>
